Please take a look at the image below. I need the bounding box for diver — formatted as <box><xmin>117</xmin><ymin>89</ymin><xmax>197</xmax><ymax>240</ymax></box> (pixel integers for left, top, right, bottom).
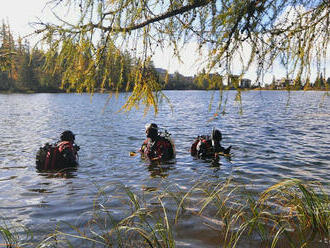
<box><xmin>36</xmin><ymin>130</ymin><xmax>80</xmax><ymax>171</ymax></box>
<box><xmin>191</xmin><ymin>128</ymin><xmax>231</xmax><ymax>160</ymax></box>
<box><xmin>140</xmin><ymin>123</ymin><xmax>175</xmax><ymax>162</ymax></box>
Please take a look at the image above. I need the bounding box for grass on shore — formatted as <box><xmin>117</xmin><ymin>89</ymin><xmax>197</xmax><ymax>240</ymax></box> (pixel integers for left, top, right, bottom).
<box><xmin>1</xmin><ymin>179</ymin><xmax>329</xmax><ymax>248</ymax></box>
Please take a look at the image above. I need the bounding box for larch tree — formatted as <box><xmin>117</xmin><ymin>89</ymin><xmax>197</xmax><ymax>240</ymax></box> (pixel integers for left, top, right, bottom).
<box><xmin>33</xmin><ymin>0</ymin><xmax>329</xmax><ymax>112</ymax></box>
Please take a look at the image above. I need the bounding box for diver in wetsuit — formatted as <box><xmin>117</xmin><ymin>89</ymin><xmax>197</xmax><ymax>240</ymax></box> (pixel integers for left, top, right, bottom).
<box><xmin>56</xmin><ymin>130</ymin><xmax>80</xmax><ymax>168</ymax></box>
<box><xmin>211</xmin><ymin>129</ymin><xmax>231</xmax><ymax>158</ymax></box>
<box><xmin>36</xmin><ymin>130</ymin><xmax>80</xmax><ymax>171</ymax></box>
<box><xmin>191</xmin><ymin>128</ymin><xmax>231</xmax><ymax>160</ymax></box>
<box><xmin>140</xmin><ymin>123</ymin><xmax>175</xmax><ymax>162</ymax></box>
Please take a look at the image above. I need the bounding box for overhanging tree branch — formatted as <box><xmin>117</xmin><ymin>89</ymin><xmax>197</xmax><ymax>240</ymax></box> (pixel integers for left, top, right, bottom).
<box><xmin>92</xmin><ymin>0</ymin><xmax>215</xmax><ymax>33</ymax></box>
<box><xmin>29</xmin><ymin>0</ymin><xmax>329</xmax><ymax>112</ymax></box>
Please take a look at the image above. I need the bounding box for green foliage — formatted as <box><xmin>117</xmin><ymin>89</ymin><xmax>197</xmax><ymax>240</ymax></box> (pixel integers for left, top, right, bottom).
<box><xmin>162</xmin><ymin>71</ymin><xmax>197</xmax><ymax>90</ymax></box>
<box><xmin>120</xmin><ymin>58</ymin><xmax>167</xmax><ymax>114</ymax></box>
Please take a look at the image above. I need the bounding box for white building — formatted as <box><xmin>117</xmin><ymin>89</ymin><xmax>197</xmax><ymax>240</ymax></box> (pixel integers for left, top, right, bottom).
<box><xmin>240</xmin><ymin>79</ymin><xmax>252</xmax><ymax>88</ymax></box>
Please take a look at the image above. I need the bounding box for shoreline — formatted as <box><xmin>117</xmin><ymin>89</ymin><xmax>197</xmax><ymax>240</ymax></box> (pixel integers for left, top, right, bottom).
<box><xmin>1</xmin><ymin>88</ymin><xmax>329</xmax><ymax>94</ymax></box>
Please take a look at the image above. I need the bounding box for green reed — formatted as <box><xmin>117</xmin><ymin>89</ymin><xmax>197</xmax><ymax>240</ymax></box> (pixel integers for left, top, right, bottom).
<box><xmin>0</xmin><ymin>220</ymin><xmax>34</xmax><ymax>248</ymax></box>
<box><xmin>190</xmin><ymin>179</ymin><xmax>329</xmax><ymax>247</ymax></box>
<box><xmin>258</xmin><ymin>179</ymin><xmax>329</xmax><ymax>247</ymax></box>
<box><xmin>1</xmin><ymin>179</ymin><xmax>329</xmax><ymax>247</ymax></box>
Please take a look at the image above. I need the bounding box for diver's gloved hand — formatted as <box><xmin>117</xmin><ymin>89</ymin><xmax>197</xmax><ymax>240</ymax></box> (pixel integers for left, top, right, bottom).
<box><xmin>62</xmin><ymin>147</ymin><xmax>78</xmax><ymax>166</ymax></box>
<box><xmin>74</xmin><ymin>144</ymin><xmax>80</xmax><ymax>151</ymax></box>
<box><xmin>224</xmin><ymin>146</ymin><xmax>232</xmax><ymax>154</ymax></box>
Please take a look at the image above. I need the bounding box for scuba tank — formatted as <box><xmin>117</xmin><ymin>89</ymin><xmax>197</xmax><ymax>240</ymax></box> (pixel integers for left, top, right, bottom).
<box><xmin>159</xmin><ymin>129</ymin><xmax>176</xmax><ymax>158</ymax></box>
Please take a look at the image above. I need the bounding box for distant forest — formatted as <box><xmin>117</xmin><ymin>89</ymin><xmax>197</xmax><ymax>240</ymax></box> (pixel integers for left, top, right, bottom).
<box><xmin>1</xmin><ymin>21</ymin><xmax>329</xmax><ymax>93</ymax></box>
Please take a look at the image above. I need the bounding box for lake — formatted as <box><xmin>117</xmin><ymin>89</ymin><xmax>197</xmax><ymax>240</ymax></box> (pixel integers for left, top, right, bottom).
<box><xmin>0</xmin><ymin>91</ymin><xmax>329</xmax><ymax>247</ymax></box>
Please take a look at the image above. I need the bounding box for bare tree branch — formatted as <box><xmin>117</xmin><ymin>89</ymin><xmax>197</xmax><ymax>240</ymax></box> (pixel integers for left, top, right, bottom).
<box><xmin>93</xmin><ymin>0</ymin><xmax>215</xmax><ymax>32</ymax></box>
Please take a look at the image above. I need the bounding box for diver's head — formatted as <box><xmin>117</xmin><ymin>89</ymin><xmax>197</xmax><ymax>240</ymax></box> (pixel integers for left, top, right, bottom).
<box><xmin>145</xmin><ymin>123</ymin><xmax>158</xmax><ymax>140</ymax></box>
<box><xmin>60</xmin><ymin>130</ymin><xmax>75</xmax><ymax>142</ymax></box>
<box><xmin>211</xmin><ymin>128</ymin><xmax>222</xmax><ymax>142</ymax></box>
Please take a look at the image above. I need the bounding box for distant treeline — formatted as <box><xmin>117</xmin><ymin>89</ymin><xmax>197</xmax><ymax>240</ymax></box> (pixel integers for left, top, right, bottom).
<box><xmin>161</xmin><ymin>70</ymin><xmax>330</xmax><ymax>91</ymax></box>
<box><xmin>263</xmin><ymin>75</ymin><xmax>330</xmax><ymax>91</ymax></box>
<box><xmin>160</xmin><ymin>70</ymin><xmax>238</xmax><ymax>90</ymax></box>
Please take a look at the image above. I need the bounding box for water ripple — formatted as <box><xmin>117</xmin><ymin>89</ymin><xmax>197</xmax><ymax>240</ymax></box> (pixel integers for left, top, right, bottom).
<box><xmin>0</xmin><ymin>91</ymin><xmax>329</xmax><ymax>246</ymax></box>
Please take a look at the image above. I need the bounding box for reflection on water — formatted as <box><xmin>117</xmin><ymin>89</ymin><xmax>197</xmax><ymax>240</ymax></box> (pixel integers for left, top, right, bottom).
<box><xmin>37</xmin><ymin>170</ymin><xmax>78</xmax><ymax>179</ymax></box>
<box><xmin>0</xmin><ymin>91</ymin><xmax>329</xmax><ymax>247</ymax></box>
<box><xmin>147</xmin><ymin>163</ymin><xmax>175</xmax><ymax>178</ymax></box>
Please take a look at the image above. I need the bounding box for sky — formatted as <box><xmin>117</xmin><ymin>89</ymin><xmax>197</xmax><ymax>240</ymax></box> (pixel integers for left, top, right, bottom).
<box><xmin>0</xmin><ymin>0</ymin><xmax>206</xmax><ymax>77</ymax></box>
<box><xmin>1</xmin><ymin>0</ymin><xmax>329</xmax><ymax>84</ymax></box>
<box><xmin>0</xmin><ymin>1</ymin><xmax>51</xmax><ymax>36</ymax></box>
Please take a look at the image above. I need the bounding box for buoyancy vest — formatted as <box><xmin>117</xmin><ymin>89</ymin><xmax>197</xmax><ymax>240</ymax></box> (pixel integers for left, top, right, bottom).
<box><xmin>36</xmin><ymin>141</ymin><xmax>78</xmax><ymax>171</ymax></box>
<box><xmin>190</xmin><ymin>135</ymin><xmax>213</xmax><ymax>159</ymax></box>
<box><xmin>141</xmin><ymin>136</ymin><xmax>175</xmax><ymax>161</ymax></box>
<box><xmin>190</xmin><ymin>139</ymin><xmax>199</xmax><ymax>156</ymax></box>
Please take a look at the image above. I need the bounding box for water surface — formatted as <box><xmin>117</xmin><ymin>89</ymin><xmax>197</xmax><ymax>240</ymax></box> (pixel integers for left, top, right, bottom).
<box><xmin>0</xmin><ymin>91</ymin><xmax>329</xmax><ymax>246</ymax></box>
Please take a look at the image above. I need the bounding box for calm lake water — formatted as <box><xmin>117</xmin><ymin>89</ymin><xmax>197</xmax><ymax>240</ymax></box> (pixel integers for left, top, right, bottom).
<box><xmin>0</xmin><ymin>91</ymin><xmax>329</xmax><ymax>247</ymax></box>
